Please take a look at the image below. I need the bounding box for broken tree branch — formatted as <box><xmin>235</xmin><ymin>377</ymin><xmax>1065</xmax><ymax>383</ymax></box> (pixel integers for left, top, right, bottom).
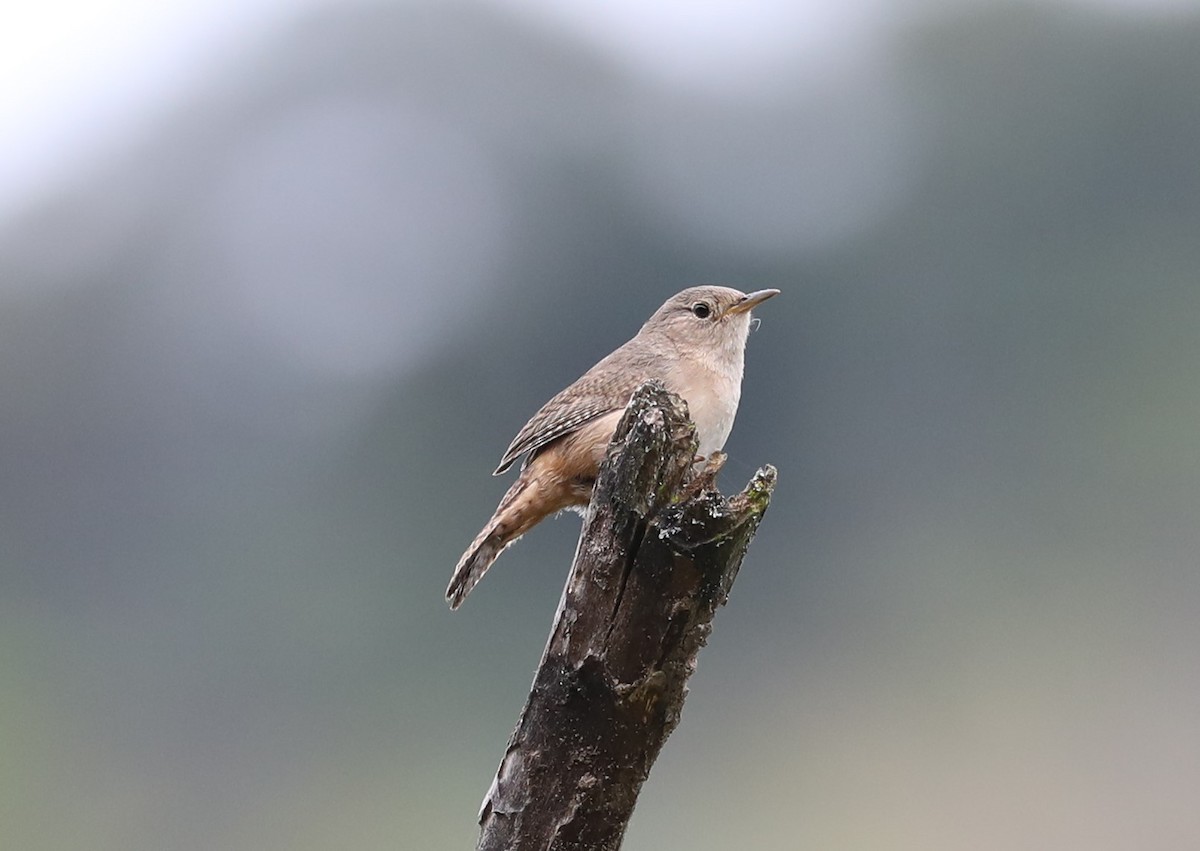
<box><xmin>475</xmin><ymin>381</ymin><xmax>776</xmax><ymax>851</ymax></box>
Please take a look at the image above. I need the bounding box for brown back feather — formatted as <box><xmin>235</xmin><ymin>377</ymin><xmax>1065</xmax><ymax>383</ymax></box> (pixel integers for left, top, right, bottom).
<box><xmin>492</xmin><ymin>338</ymin><xmax>661</xmax><ymax>475</ymax></box>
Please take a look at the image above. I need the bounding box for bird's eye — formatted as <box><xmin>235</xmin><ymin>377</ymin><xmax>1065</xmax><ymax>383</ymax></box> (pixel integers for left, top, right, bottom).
<box><xmin>691</xmin><ymin>302</ymin><xmax>712</xmax><ymax>319</ymax></box>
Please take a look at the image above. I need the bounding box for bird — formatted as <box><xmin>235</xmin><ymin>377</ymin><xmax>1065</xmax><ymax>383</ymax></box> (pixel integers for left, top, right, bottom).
<box><xmin>446</xmin><ymin>285</ymin><xmax>779</xmax><ymax>609</ymax></box>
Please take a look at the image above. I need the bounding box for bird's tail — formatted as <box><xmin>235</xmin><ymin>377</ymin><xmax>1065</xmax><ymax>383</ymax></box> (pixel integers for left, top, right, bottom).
<box><xmin>446</xmin><ymin>472</ymin><xmax>554</xmax><ymax>610</ymax></box>
<box><xmin>446</xmin><ymin>533</ymin><xmax>503</xmax><ymax>610</ymax></box>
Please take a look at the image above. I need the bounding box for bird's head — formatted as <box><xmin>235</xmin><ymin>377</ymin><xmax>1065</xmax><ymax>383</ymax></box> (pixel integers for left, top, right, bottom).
<box><xmin>643</xmin><ymin>286</ymin><xmax>779</xmax><ymax>359</ymax></box>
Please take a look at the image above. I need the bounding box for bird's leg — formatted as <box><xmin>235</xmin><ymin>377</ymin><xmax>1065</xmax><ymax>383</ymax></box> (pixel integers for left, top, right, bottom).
<box><xmin>681</xmin><ymin>451</ymin><xmax>726</xmax><ymax>500</ymax></box>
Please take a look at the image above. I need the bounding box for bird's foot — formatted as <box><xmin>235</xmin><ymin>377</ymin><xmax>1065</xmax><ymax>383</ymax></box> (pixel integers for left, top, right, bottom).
<box><xmin>682</xmin><ymin>451</ymin><xmax>726</xmax><ymax>500</ymax></box>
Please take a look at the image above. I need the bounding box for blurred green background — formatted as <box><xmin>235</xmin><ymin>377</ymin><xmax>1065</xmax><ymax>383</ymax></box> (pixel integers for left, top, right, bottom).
<box><xmin>2</xmin><ymin>1</ymin><xmax>1199</xmax><ymax>848</ymax></box>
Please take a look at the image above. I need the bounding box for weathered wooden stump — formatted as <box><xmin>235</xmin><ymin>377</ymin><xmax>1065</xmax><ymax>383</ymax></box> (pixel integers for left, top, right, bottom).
<box><xmin>475</xmin><ymin>381</ymin><xmax>776</xmax><ymax>851</ymax></box>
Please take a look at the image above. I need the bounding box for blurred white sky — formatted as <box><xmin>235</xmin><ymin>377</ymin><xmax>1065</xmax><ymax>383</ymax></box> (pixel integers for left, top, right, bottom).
<box><xmin>1</xmin><ymin>0</ymin><xmax>1196</xmax><ymax>219</ymax></box>
<box><xmin>0</xmin><ymin>0</ymin><xmax>321</xmax><ymax>216</ymax></box>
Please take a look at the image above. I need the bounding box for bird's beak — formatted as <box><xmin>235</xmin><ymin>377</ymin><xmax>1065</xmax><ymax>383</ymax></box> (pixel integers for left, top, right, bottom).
<box><xmin>724</xmin><ymin>288</ymin><xmax>780</xmax><ymax>317</ymax></box>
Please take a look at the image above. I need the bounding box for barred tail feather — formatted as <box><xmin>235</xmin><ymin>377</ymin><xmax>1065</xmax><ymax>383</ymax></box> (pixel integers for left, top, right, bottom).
<box><xmin>446</xmin><ymin>473</ymin><xmax>548</xmax><ymax>610</ymax></box>
<box><xmin>446</xmin><ymin>532</ymin><xmax>506</xmax><ymax>610</ymax></box>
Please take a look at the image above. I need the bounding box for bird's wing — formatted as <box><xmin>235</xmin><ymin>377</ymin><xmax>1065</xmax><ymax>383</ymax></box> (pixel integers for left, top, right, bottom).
<box><xmin>493</xmin><ymin>355</ymin><xmax>644</xmax><ymax>475</ymax></box>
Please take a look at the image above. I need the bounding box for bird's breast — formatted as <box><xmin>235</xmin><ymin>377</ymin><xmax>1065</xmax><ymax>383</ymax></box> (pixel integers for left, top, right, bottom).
<box><xmin>667</xmin><ymin>363</ymin><xmax>741</xmax><ymax>458</ymax></box>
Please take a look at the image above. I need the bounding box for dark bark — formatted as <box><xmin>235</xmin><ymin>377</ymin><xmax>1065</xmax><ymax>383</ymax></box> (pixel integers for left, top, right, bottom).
<box><xmin>475</xmin><ymin>381</ymin><xmax>776</xmax><ymax>851</ymax></box>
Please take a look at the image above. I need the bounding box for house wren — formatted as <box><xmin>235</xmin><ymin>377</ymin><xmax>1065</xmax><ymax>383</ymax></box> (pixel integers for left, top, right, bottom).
<box><xmin>446</xmin><ymin>285</ymin><xmax>778</xmax><ymax>609</ymax></box>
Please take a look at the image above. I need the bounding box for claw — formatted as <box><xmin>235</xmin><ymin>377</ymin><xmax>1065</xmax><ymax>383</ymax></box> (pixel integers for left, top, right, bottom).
<box><xmin>682</xmin><ymin>451</ymin><xmax>726</xmax><ymax>500</ymax></box>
